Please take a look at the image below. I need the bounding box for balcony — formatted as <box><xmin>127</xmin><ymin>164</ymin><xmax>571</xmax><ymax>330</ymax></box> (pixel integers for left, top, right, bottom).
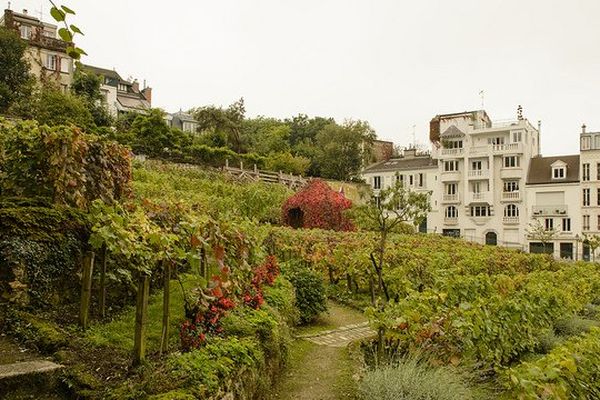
<box><xmin>467</xmin><ymin>169</ymin><xmax>490</xmax><ymax>179</ymax></box>
<box><xmin>501</xmin><ymin>191</ymin><xmax>521</xmax><ymax>201</ymax></box>
<box><xmin>444</xmin><ymin>217</ymin><xmax>458</xmax><ymax>225</ymax></box>
<box><xmin>441</xmin><ymin>171</ymin><xmax>461</xmax><ymax>182</ymax></box>
<box><xmin>468</xmin><ymin>192</ymin><xmax>491</xmax><ymax>203</ymax></box>
<box><xmin>532</xmin><ymin>205</ymin><xmax>568</xmax><ymax>217</ymax></box>
<box><xmin>440</xmin><ymin>148</ymin><xmax>464</xmax><ymax>157</ymax></box>
<box><xmin>492</xmin><ymin>143</ymin><xmax>523</xmax><ymax>154</ymax></box>
<box><xmin>442</xmin><ymin>194</ymin><xmax>460</xmax><ymax>204</ymax></box>
<box><xmin>503</xmin><ymin>216</ymin><xmax>520</xmax><ymax>225</ymax></box>
<box><xmin>500</xmin><ymin>167</ymin><xmax>523</xmax><ymax>179</ymax></box>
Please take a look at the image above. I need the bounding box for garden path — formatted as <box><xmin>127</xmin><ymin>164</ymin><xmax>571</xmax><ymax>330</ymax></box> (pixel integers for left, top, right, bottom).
<box><xmin>269</xmin><ymin>301</ymin><xmax>373</xmax><ymax>400</ymax></box>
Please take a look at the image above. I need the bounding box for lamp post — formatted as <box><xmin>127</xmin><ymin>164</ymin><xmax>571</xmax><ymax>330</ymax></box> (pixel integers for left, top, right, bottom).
<box><xmin>575</xmin><ymin>234</ymin><xmax>580</xmax><ymax>261</ymax></box>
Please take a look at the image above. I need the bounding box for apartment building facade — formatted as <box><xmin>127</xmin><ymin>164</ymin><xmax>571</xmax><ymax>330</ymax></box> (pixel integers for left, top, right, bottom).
<box><xmin>362</xmin><ymin>108</ymin><xmax>599</xmax><ymax>261</ymax></box>
<box><xmin>1</xmin><ymin>9</ymin><xmax>74</xmax><ymax>90</ymax></box>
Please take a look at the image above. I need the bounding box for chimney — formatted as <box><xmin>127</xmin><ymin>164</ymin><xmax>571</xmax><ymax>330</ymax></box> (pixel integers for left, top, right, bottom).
<box><xmin>132</xmin><ymin>79</ymin><xmax>139</xmax><ymax>93</ymax></box>
<box><xmin>22</xmin><ymin>9</ymin><xmax>27</xmax><ymax>14</ymax></box>
<box><xmin>404</xmin><ymin>148</ymin><xmax>417</xmax><ymax>158</ymax></box>
<box><xmin>141</xmin><ymin>87</ymin><xmax>152</xmax><ymax>106</ymax></box>
<box><xmin>582</xmin><ymin>123</ymin><xmax>587</xmax><ymax>134</ymax></box>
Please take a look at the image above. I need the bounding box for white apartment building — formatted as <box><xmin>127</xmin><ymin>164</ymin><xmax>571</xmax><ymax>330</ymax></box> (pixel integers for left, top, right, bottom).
<box><xmin>362</xmin><ymin>108</ymin><xmax>600</xmax><ymax>261</ymax></box>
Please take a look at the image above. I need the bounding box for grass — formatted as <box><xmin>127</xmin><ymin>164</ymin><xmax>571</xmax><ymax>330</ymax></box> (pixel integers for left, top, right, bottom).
<box><xmin>85</xmin><ymin>274</ymin><xmax>202</xmax><ymax>352</ymax></box>
<box><xmin>295</xmin><ymin>301</ymin><xmax>366</xmax><ymax>336</ymax></box>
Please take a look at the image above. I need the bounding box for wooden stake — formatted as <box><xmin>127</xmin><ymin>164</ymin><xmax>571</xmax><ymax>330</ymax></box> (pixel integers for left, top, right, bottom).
<box><xmin>133</xmin><ymin>273</ymin><xmax>150</xmax><ymax>365</ymax></box>
<box><xmin>79</xmin><ymin>251</ymin><xmax>95</xmax><ymax>330</ymax></box>
<box><xmin>160</xmin><ymin>261</ymin><xmax>171</xmax><ymax>355</ymax></box>
<box><xmin>99</xmin><ymin>245</ymin><xmax>107</xmax><ymax>319</ymax></box>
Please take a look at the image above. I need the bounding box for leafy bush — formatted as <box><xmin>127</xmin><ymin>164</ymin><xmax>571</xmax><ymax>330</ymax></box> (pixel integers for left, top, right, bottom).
<box><xmin>359</xmin><ymin>357</ymin><xmax>479</xmax><ymax>400</ymax></box>
<box><xmin>286</xmin><ymin>264</ymin><xmax>328</xmax><ymax>324</ymax></box>
<box><xmin>554</xmin><ymin>315</ymin><xmax>600</xmax><ymax>337</ymax></box>
<box><xmin>504</xmin><ymin>327</ymin><xmax>600</xmax><ymax>399</ymax></box>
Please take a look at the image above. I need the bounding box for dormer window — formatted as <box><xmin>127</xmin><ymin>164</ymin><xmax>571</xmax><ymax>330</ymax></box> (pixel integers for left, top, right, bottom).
<box><xmin>118</xmin><ymin>83</ymin><xmax>128</xmax><ymax>92</ymax></box>
<box><xmin>552</xmin><ymin>167</ymin><xmax>565</xmax><ymax>179</ymax></box>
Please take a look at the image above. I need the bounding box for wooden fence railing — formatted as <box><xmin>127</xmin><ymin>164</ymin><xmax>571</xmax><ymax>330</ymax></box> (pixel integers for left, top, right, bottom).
<box><xmin>223</xmin><ymin>160</ymin><xmax>307</xmax><ymax>190</ymax></box>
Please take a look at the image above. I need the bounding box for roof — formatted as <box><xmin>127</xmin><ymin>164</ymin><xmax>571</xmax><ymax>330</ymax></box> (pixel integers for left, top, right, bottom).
<box><xmin>441</xmin><ymin>125</ymin><xmax>465</xmax><ymax>138</ymax></box>
<box><xmin>117</xmin><ymin>94</ymin><xmax>150</xmax><ymax>111</ymax></box>
<box><xmin>80</xmin><ymin>64</ymin><xmax>123</xmax><ymax>82</ymax></box>
<box><xmin>363</xmin><ymin>155</ymin><xmax>437</xmax><ymax>174</ymax></box>
<box><xmin>171</xmin><ymin>111</ymin><xmax>196</xmax><ymax>122</ymax></box>
<box><xmin>527</xmin><ymin>155</ymin><xmax>580</xmax><ymax>185</ymax></box>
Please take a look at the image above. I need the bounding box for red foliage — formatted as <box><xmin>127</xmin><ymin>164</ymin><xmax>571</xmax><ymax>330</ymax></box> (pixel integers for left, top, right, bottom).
<box><xmin>180</xmin><ymin>256</ymin><xmax>281</xmax><ymax>350</ymax></box>
<box><xmin>282</xmin><ymin>179</ymin><xmax>355</xmax><ymax>231</ymax></box>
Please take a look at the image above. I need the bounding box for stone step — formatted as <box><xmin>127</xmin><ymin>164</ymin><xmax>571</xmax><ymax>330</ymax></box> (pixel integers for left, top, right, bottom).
<box><xmin>0</xmin><ymin>360</ymin><xmax>64</xmax><ymax>396</ymax></box>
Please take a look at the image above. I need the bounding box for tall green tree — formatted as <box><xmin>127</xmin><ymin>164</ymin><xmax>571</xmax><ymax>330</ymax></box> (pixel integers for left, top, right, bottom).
<box><xmin>285</xmin><ymin>114</ymin><xmax>334</xmax><ymax>146</ymax></box>
<box><xmin>316</xmin><ymin>120</ymin><xmax>375</xmax><ymax>180</ymax></box>
<box><xmin>71</xmin><ymin>69</ymin><xmax>113</xmax><ymax>127</ymax></box>
<box><xmin>191</xmin><ymin>98</ymin><xmax>246</xmax><ymax>153</ymax></box>
<box><xmin>0</xmin><ymin>27</ymin><xmax>33</xmax><ymax>114</ymax></box>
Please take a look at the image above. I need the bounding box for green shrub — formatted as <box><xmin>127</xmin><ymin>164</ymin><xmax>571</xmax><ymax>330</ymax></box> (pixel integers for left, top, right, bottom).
<box><xmin>359</xmin><ymin>357</ymin><xmax>479</xmax><ymax>400</ymax></box>
<box><xmin>536</xmin><ymin>328</ymin><xmax>562</xmax><ymax>354</ymax></box>
<box><xmin>287</xmin><ymin>266</ymin><xmax>328</xmax><ymax>324</ymax></box>
<box><xmin>554</xmin><ymin>315</ymin><xmax>600</xmax><ymax>337</ymax></box>
<box><xmin>263</xmin><ymin>277</ymin><xmax>299</xmax><ymax>326</ymax></box>
<box><xmin>504</xmin><ymin>327</ymin><xmax>600</xmax><ymax>399</ymax></box>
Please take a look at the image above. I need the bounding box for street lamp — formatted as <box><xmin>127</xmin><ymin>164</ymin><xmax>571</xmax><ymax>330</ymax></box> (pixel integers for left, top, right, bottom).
<box><xmin>575</xmin><ymin>234</ymin><xmax>580</xmax><ymax>261</ymax></box>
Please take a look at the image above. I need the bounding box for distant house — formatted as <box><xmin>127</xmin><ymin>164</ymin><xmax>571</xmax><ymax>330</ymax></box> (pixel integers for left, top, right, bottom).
<box><xmin>80</xmin><ymin>64</ymin><xmax>152</xmax><ymax>117</ymax></box>
<box><xmin>166</xmin><ymin>111</ymin><xmax>199</xmax><ymax>133</ymax></box>
<box><xmin>1</xmin><ymin>8</ymin><xmax>74</xmax><ymax>91</ymax></box>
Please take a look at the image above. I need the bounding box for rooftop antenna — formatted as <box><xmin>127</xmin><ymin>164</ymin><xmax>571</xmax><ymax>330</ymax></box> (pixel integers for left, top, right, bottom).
<box><xmin>517</xmin><ymin>105</ymin><xmax>523</xmax><ymax>120</ymax></box>
<box><xmin>35</xmin><ymin>2</ymin><xmax>44</xmax><ymax>21</ymax></box>
<box><xmin>479</xmin><ymin>90</ymin><xmax>485</xmax><ymax>109</ymax></box>
<box><xmin>7</xmin><ymin>2</ymin><xmax>11</xmax><ymax>10</ymax></box>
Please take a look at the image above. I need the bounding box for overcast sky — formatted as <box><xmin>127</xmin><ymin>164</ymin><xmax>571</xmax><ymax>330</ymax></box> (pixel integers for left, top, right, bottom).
<box><xmin>9</xmin><ymin>0</ymin><xmax>600</xmax><ymax>155</ymax></box>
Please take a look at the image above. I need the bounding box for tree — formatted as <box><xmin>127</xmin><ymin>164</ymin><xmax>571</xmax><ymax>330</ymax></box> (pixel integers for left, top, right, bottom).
<box><xmin>526</xmin><ymin>219</ymin><xmax>557</xmax><ymax>255</ymax></box>
<box><xmin>191</xmin><ymin>98</ymin><xmax>246</xmax><ymax>153</ymax></box>
<box><xmin>0</xmin><ymin>27</ymin><xmax>33</xmax><ymax>114</ymax></box>
<box><xmin>316</xmin><ymin>120</ymin><xmax>376</xmax><ymax>180</ymax></box>
<box><xmin>264</xmin><ymin>152</ymin><xmax>310</xmax><ymax>175</ymax></box>
<box><xmin>358</xmin><ymin>180</ymin><xmax>431</xmax><ymax>304</ymax></box>
<box><xmin>71</xmin><ymin>69</ymin><xmax>113</xmax><ymax>127</ymax></box>
<box><xmin>285</xmin><ymin>114</ymin><xmax>334</xmax><ymax>146</ymax></box>
<box><xmin>129</xmin><ymin>109</ymin><xmax>173</xmax><ymax>156</ymax></box>
<box><xmin>583</xmin><ymin>233</ymin><xmax>600</xmax><ymax>262</ymax></box>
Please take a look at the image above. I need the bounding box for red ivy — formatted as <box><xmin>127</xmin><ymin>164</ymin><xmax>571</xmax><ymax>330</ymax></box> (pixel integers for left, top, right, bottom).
<box><xmin>282</xmin><ymin>179</ymin><xmax>355</xmax><ymax>231</ymax></box>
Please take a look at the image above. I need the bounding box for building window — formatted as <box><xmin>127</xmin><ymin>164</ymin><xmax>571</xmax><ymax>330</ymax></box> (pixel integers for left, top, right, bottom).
<box><xmin>471</xmin><ymin>160</ymin><xmax>482</xmax><ymax>171</ymax></box>
<box><xmin>562</xmin><ymin>218</ymin><xmax>571</xmax><ymax>232</ymax></box>
<box><xmin>59</xmin><ymin>58</ymin><xmax>70</xmax><ymax>73</ymax></box>
<box><xmin>45</xmin><ymin>54</ymin><xmax>58</xmax><ymax>71</ymax></box>
<box><xmin>417</xmin><ymin>173</ymin><xmax>424</xmax><ymax>187</ymax></box>
<box><xmin>581</xmin><ymin>136</ymin><xmax>591</xmax><ymax>150</ymax></box>
<box><xmin>598</xmin><ymin>188</ymin><xmax>600</xmax><ymax>206</ymax></box>
<box><xmin>409</xmin><ymin>175</ymin><xmax>414</xmax><ymax>186</ymax></box>
<box><xmin>553</xmin><ymin>167</ymin><xmax>565</xmax><ymax>179</ymax></box>
<box><xmin>446</xmin><ymin>183</ymin><xmax>457</xmax><ymax>195</ymax></box>
<box><xmin>597</xmin><ymin>163</ymin><xmax>600</xmax><ymax>180</ymax></box>
<box><xmin>503</xmin><ymin>156</ymin><xmax>520</xmax><ymax>168</ymax></box>
<box><xmin>470</xmin><ymin>205</ymin><xmax>490</xmax><ymax>217</ymax></box>
<box><xmin>488</xmin><ymin>137</ymin><xmax>505</xmax><ymax>145</ymax></box>
<box><xmin>373</xmin><ymin>176</ymin><xmax>381</xmax><ymax>190</ymax></box>
<box><xmin>504</xmin><ymin>204</ymin><xmax>519</xmax><ymax>218</ymax></box>
<box><xmin>20</xmin><ymin>25</ymin><xmax>31</xmax><ymax>39</ymax></box>
<box><xmin>445</xmin><ymin>206</ymin><xmax>458</xmax><ymax>219</ymax></box>
<box><xmin>583</xmin><ymin>163</ymin><xmax>590</xmax><ymax>181</ymax></box>
<box><xmin>583</xmin><ymin>215</ymin><xmax>590</xmax><ymax>231</ymax></box>
<box><xmin>598</xmin><ymin>215</ymin><xmax>600</xmax><ymax>230</ymax></box>
<box><xmin>471</xmin><ymin>181</ymin><xmax>482</xmax><ymax>193</ymax></box>
<box><xmin>444</xmin><ymin>160</ymin><xmax>459</xmax><ymax>172</ymax></box>
<box><xmin>118</xmin><ymin>83</ymin><xmax>128</xmax><ymax>92</ymax></box>
<box><xmin>503</xmin><ymin>180</ymin><xmax>519</xmax><ymax>192</ymax></box>
<box><xmin>583</xmin><ymin>188</ymin><xmax>590</xmax><ymax>206</ymax></box>
<box><xmin>444</xmin><ymin>140</ymin><xmax>463</xmax><ymax>149</ymax></box>
<box><xmin>512</xmin><ymin>131</ymin><xmax>522</xmax><ymax>142</ymax></box>
<box><xmin>545</xmin><ymin>218</ymin><xmax>554</xmax><ymax>231</ymax></box>
<box><xmin>397</xmin><ymin>174</ymin><xmax>404</xmax><ymax>186</ymax></box>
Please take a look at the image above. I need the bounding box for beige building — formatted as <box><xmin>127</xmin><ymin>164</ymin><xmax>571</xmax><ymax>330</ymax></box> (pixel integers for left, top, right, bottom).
<box><xmin>1</xmin><ymin>9</ymin><xmax>74</xmax><ymax>90</ymax></box>
<box><xmin>580</xmin><ymin>126</ymin><xmax>600</xmax><ymax>259</ymax></box>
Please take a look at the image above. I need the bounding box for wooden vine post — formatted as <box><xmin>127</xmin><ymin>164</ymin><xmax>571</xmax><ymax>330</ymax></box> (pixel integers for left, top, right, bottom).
<box><xmin>159</xmin><ymin>260</ymin><xmax>171</xmax><ymax>355</ymax></box>
<box><xmin>99</xmin><ymin>244</ymin><xmax>107</xmax><ymax>318</ymax></box>
<box><xmin>79</xmin><ymin>251</ymin><xmax>95</xmax><ymax>330</ymax></box>
<box><xmin>133</xmin><ymin>273</ymin><xmax>150</xmax><ymax>365</ymax></box>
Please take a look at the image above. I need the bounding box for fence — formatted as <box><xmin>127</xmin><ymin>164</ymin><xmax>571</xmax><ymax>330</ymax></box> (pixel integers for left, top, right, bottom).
<box><xmin>223</xmin><ymin>160</ymin><xmax>307</xmax><ymax>190</ymax></box>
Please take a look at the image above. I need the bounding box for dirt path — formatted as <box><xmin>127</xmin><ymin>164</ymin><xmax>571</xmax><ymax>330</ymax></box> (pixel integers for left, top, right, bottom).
<box><xmin>269</xmin><ymin>301</ymin><xmax>371</xmax><ymax>400</ymax></box>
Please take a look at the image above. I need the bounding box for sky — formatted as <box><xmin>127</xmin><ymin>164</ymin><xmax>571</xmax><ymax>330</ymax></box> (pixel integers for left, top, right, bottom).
<box><xmin>8</xmin><ymin>0</ymin><xmax>600</xmax><ymax>155</ymax></box>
